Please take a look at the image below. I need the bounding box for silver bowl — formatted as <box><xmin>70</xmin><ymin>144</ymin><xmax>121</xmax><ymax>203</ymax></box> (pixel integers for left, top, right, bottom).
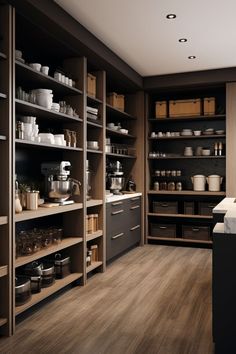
<box><xmin>48</xmin><ymin>180</ymin><xmax>73</xmax><ymax>202</ymax></box>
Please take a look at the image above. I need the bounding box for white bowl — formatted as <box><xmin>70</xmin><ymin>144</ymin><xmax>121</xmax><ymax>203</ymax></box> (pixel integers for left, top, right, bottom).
<box><xmin>202</xmin><ymin>149</ymin><xmax>211</xmax><ymax>156</ymax></box>
<box><xmin>87</xmin><ymin>141</ymin><xmax>99</xmax><ymax>149</ymax></box>
<box><xmin>29</xmin><ymin>63</ymin><xmax>42</xmax><ymax>71</ymax></box>
<box><xmin>193</xmin><ymin>130</ymin><xmax>201</xmax><ymax>136</ymax></box>
<box><xmin>107</xmin><ymin>123</ymin><xmax>115</xmax><ymax>128</ymax></box>
<box><xmin>181</xmin><ymin>131</ymin><xmax>193</xmax><ymax>136</ymax></box>
<box><xmin>38</xmin><ymin>133</ymin><xmax>54</xmax><ymax>144</ymax></box>
<box><xmin>215</xmin><ymin>130</ymin><xmax>225</xmax><ymax>135</ymax></box>
<box><xmin>120</xmin><ymin>128</ymin><xmax>128</xmax><ymax>134</ymax></box>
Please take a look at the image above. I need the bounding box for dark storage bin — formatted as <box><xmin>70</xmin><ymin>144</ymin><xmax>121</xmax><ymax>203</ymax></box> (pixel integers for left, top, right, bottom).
<box><xmin>199</xmin><ymin>202</ymin><xmax>217</xmax><ymax>216</ymax></box>
<box><xmin>153</xmin><ymin>201</ymin><xmax>178</xmax><ymax>214</ymax></box>
<box><xmin>184</xmin><ymin>201</ymin><xmax>194</xmax><ymax>215</ymax></box>
<box><xmin>182</xmin><ymin>225</ymin><xmax>210</xmax><ymax>241</ymax></box>
<box><xmin>54</xmin><ymin>254</ymin><xmax>71</xmax><ymax>279</ymax></box>
<box><xmin>150</xmin><ymin>223</ymin><xmax>176</xmax><ymax>238</ymax></box>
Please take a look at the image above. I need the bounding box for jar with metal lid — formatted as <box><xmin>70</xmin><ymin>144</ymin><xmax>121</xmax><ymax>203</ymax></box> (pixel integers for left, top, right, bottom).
<box><xmin>54</xmin><ymin>253</ymin><xmax>71</xmax><ymax>279</ymax></box>
<box><xmin>176</xmin><ymin>182</ymin><xmax>182</xmax><ymax>191</ymax></box>
<box><xmin>154</xmin><ymin>181</ymin><xmax>159</xmax><ymax>191</ymax></box>
<box><xmin>15</xmin><ymin>277</ymin><xmax>31</xmax><ymax>306</ymax></box>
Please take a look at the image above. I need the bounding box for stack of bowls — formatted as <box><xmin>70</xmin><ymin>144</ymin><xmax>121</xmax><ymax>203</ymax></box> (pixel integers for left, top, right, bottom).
<box><xmin>184</xmin><ymin>146</ymin><xmax>193</xmax><ymax>156</ymax></box>
<box><xmin>181</xmin><ymin>129</ymin><xmax>193</xmax><ymax>136</ymax></box>
<box><xmin>32</xmin><ymin>89</ymin><xmax>53</xmax><ymax>109</ymax></box>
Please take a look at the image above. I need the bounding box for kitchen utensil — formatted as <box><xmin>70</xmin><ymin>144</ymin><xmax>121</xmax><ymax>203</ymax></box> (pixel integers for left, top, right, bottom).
<box><xmin>206</xmin><ymin>175</ymin><xmax>223</xmax><ymax>191</ymax></box>
<box><xmin>191</xmin><ymin>175</ymin><xmax>206</xmax><ymax>191</ymax></box>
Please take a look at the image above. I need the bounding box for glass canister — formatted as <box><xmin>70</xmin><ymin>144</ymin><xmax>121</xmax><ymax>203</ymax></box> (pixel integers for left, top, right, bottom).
<box><xmin>26</xmin><ymin>190</ymin><xmax>39</xmax><ymax>210</ymax></box>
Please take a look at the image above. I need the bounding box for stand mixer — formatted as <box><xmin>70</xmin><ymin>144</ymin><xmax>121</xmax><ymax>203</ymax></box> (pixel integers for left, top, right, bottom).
<box><xmin>106</xmin><ymin>161</ymin><xmax>125</xmax><ymax>195</ymax></box>
<box><xmin>41</xmin><ymin>161</ymin><xmax>80</xmax><ymax>205</ymax></box>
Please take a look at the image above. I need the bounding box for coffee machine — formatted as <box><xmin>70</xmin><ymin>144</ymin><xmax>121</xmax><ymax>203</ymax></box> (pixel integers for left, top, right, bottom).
<box><xmin>106</xmin><ymin>161</ymin><xmax>125</xmax><ymax>195</ymax></box>
<box><xmin>41</xmin><ymin>161</ymin><xmax>80</xmax><ymax>205</ymax></box>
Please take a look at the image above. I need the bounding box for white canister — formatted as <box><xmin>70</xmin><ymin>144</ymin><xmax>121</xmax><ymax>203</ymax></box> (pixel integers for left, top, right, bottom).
<box><xmin>26</xmin><ymin>191</ymin><xmax>39</xmax><ymax>210</ymax></box>
<box><xmin>206</xmin><ymin>175</ymin><xmax>223</xmax><ymax>192</ymax></box>
<box><xmin>191</xmin><ymin>175</ymin><xmax>206</xmax><ymax>191</ymax></box>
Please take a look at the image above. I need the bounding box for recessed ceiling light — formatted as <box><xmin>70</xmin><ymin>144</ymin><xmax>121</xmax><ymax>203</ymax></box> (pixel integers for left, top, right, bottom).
<box><xmin>188</xmin><ymin>56</ymin><xmax>196</xmax><ymax>59</ymax></box>
<box><xmin>166</xmin><ymin>14</ymin><xmax>176</xmax><ymax>19</ymax></box>
<box><xmin>179</xmin><ymin>38</ymin><xmax>187</xmax><ymax>43</ymax></box>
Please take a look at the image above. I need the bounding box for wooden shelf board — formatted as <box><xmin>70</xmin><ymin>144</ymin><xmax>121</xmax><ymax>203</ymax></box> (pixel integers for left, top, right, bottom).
<box><xmin>86</xmin><ymin>261</ymin><xmax>103</xmax><ymax>274</ymax></box>
<box><xmin>0</xmin><ymin>216</ymin><xmax>8</xmax><ymax>225</ymax></box>
<box><xmin>15</xmin><ymin>61</ymin><xmax>83</xmax><ymax>96</ymax></box>
<box><xmin>148</xmin><ymin>212</ymin><xmax>213</xmax><ymax>219</ymax></box>
<box><xmin>149</xmin><ymin>134</ymin><xmax>225</xmax><ymax>140</ymax></box>
<box><xmin>86</xmin><ymin>230</ymin><xmax>103</xmax><ymax>242</ymax></box>
<box><xmin>15</xmin><ymin>99</ymin><xmax>82</xmax><ymax>123</ymax></box>
<box><xmin>106</xmin><ymin>104</ymin><xmax>136</xmax><ymax>120</ymax></box>
<box><xmin>15</xmin><ymin>273</ymin><xmax>83</xmax><ymax>316</ymax></box>
<box><xmin>86</xmin><ymin>199</ymin><xmax>103</xmax><ymax>208</ymax></box>
<box><xmin>15</xmin><ymin>203</ymin><xmax>83</xmax><ymax>222</ymax></box>
<box><xmin>15</xmin><ymin>139</ymin><xmax>83</xmax><ymax>152</ymax></box>
<box><xmin>0</xmin><ymin>265</ymin><xmax>8</xmax><ymax>278</ymax></box>
<box><xmin>0</xmin><ymin>93</ymin><xmax>7</xmax><ymax>99</ymax></box>
<box><xmin>147</xmin><ymin>235</ymin><xmax>212</xmax><ymax>244</ymax></box>
<box><xmin>148</xmin><ymin>190</ymin><xmax>226</xmax><ymax>196</ymax></box>
<box><xmin>0</xmin><ymin>135</ymin><xmax>7</xmax><ymax>141</ymax></box>
<box><xmin>0</xmin><ymin>318</ymin><xmax>7</xmax><ymax>327</ymax></box>
<box><xmin>15</xmin><ymin>237</ymin><xmax>83</xmax><ymax>268</ymax></box>
<box><xmin>149</xmin><ymin>114</ymin><xmax>225</xmax><ymax>122</ymax></box>
<box><xmin>106</xmin><ymin>152</ymin><xmax>136</xmax><ymax>159</ymax></box>
<box><xmin>106</xmin><ymin>128</ymin><xmax>136</xmax><ymax>139</ymax></box>
<box><xmin>87</xmin><ymin>95</ymin><xmax>103</xmax><ymax>104</ymax></box>
<box><xmin>0</xmin><ymin>52</ymin><xmax>7</xmax><ymax>60</ymax></box>
<box><xmin>148</xmin><ymin>155</ymin><xmax>226</xmax><ymax>160</ymax></box>
<box><xmin>87</xmin><ymin>120</ymin><xmax>103</xmax><ymax>128</ymax></box>
<box><xmin>87</xmin><ymin>149</ymin><xmax>103</xmax><ymax>154</ymax></box>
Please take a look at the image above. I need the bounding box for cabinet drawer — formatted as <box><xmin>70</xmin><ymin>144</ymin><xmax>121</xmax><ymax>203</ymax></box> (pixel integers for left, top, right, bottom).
<box><xmin>107</xmin><ymin>200</ymin><xmax>125</xmax><ymax>212</ymax></box>
<box><xmin>129</xmin><ymin>224</ymin><xmax>141</xmax><ymax>245</ymax></box>
<box><xmin>182</xmin><ymin>225</ymin><xmax>210</xmax><ymax>241</ymax></box>
<box><xmin>150</xmin><ymin>223</ymin><xmax>176</xmax><ymax>238</ymax></box>
<box><xmin>153</xmin><ymin>201</ymin><xmax>178</xmax><ymax>214</ymax></box>
<box><xmin>198</xmin><ymin>202</ymin><xmax>217</xmax><ymax>216</ymax></box>
<box><xmin>106</xmin><ymin>230</ymin><xmax>128</xmax><ymax>260</ymax></box>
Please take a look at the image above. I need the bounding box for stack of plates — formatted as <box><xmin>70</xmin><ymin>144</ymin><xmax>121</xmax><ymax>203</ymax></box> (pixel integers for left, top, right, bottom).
<box><xmin>203</xmin><ymin>128</ymin><xmax>214</xmax><ymax>135</ymax></box>
<box><xmin>180</xmin><ymin>129</ymin><xmax>193</xmax><ymax>136</ymax></box>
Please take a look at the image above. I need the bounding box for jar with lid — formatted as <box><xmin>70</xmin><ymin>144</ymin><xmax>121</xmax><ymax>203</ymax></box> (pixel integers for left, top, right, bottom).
<box><xmin>168</xmin><ymin>182</ymin><xmax>175</xmax><ymax>191</ymax></box>
<box><xmin>154</xmin><ymin>181</ymin><xmax>159</xmax><ymax>191</ymax></box>
<box><xmin>176</xmin><ymin>182</ymin><xmax>182</xmax><ymax>191</ymax></box>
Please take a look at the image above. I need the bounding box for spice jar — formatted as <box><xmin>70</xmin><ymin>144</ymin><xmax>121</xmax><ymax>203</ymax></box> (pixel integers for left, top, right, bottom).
<box><xmin>154</xmin><ymin>181</ymin><xmax>159</xmax><ymax>191</ymax></box>
<box><xmin>26</xmin><ymin>190</ymin><xmax>39</xmax><ymax>210</ymax></box>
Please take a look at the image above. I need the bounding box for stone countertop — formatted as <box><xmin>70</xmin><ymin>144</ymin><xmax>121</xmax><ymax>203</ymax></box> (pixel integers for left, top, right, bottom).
<box><xmin>106</xmin><ymin>192</ymin><xmax>142</xmax><ymax>203</ymax></box>
<box><xmin>213</xmin><ymin>197</ymin><xmax>236</xmax><ymax>214</ymax></box>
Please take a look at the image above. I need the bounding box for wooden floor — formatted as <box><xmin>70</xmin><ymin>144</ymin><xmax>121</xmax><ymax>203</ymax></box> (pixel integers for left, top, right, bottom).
<box><xmin>0</xmin><ymin>245</ymin><xmax>213</xmax><ymax>354</ymax></box>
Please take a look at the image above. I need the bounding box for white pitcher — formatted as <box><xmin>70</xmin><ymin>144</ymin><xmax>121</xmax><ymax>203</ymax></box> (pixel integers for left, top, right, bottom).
<box><xmin>206</xmin><ymin>175</ymin><xmax>223</xmax><ymax>191</ymax></box>
<box><xmin>191</xmin><ymin>175</ymin><xmax>206</xmax><ymax>191</ymax></box>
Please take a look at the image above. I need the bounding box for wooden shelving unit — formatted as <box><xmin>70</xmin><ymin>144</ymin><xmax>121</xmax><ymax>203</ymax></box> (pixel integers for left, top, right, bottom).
<box><xmin>0</xmin><ymin>216</ymin><xmax>8</xmax><ymax>225</ymax></box>
<box><xmin>15</xmin><ymin>139</ymin><xmax>83</xmax><ymax>152</ymax></box>
<box><xmin>146</xmin><ymin>87</ymin><xmax>226</xmax><ymax>245</ymax></box>
<box><xmin>0</xmin><ymin>266</ymin><xmax>8</xmax><ymax>278</ymax></box>
<box><xmin>86</xmin><ymin>230</ymin><xmax>103</xmax><ymax>242</ymax></box>
<box><xmin>86</xmin><ymin>261</ymin><xmax>103</xmax><ymax>273</ymax></box>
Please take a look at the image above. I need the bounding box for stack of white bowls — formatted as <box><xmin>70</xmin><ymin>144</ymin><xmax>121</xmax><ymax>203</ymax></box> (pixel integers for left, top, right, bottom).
<box><xmin>20</xmin><ymin>116</ymin><xmax>39</xmax><ymax>141</ymax></box>
<box><xmin>32</xmin><ymin>89</ymin><xmax>53</xmax><ymax>109</ymax></box>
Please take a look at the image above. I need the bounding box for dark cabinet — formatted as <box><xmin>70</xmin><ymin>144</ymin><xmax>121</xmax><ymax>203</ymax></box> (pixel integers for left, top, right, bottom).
<box><xmin>106</xmin><ymin>196</ymin><xmax>141</xmax><ymax>262</ymax></box>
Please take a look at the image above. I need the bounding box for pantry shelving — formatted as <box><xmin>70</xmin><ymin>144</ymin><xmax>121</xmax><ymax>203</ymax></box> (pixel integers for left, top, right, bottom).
<box><xmin>86</xmin><ymin>261</ymin><xmax>103</xmax><ymax>274</ymax></box>
<box><xmin>0</xmin><ymin>51</ymin><xmax>7</xmax><ymax>60</ymax></box>
<box><xmin>15</xmin><ymin>139</ymin><xmax>83</xmax><ymax>151</ymax></box>
<box><xmin>0</xmin><ymin>266</ymin><xmax>8</xmax><ymax>278</ymax></box>
<box><xmin>0</xmin><ymin>92</ymin><xmax>7</xmax><ymax>99</ymax></box>
<box><xmin>145</xmin><ymin>86</ymin><xmax>226</xmax><ymax>245</ymax></box>
<box><xmin>0</xmin><ymin>216</ymin><xmax>8</xmax><ymax>225</ymax></box>
<box><xmin>86</xmin><ymin>230</ymin><xmax>103</xmax><ymax>242</ymax></box>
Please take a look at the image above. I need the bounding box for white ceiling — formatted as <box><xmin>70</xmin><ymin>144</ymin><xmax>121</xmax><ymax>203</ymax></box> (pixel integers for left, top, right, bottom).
<box><xmin>55</xmin><ymin>0</ymin><xmax>236</xmax><ymax>77</ymax></box>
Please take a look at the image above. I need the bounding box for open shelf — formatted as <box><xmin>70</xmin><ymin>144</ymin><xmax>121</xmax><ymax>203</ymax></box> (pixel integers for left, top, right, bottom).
<box><xmin>0</xmin><ymin>51</ymin><xmax>7</xmax><ymax>60</ymax></box>
<box><xmin>0</xmin><ymin>135</ymin><xmax>7</xmax><ymax>141</ymax></box>
<box><xmin>0</xmin><ymin>216</ymin><xmax>8</xmax><ymax>225</ymax></box>
<box><xmin>86</xmin><ymin>261</ymin><xmax>103</xmax><ymax>274</ymax></box>
<box><xmin>15</xmin><ymin>99</ymin><xmax>82</xmax><ymax>123</ymax></box>
<box><xmin>106</xmin><ymin>152</ymin><xmax>136</xmax><ymax>159</ymax></box>
<box><xmin>148</xmin><ymin>212</ymin><xmax>213</xmax><ymax>219</ymax></box>
<box><xmin>148</xmin><ymin>155</ymin><xmax>226</xmax><ymax>160</ymax></box>
<box><xmin>15</xmin><ymin>273</ymin><xmax>83</xmax><ymax>316</ymax></box>
<box><xmin>149</xmin><ymin>114</ymin><xmax>225</xmax><ymax>122</ymax></box>
<box><xmin>86</xmin><ymin>199</ymin><xmax>103</xmax><ymax>208</ymax></box>
<box><xmin>148</xmin><ymin>190</ymin><xmax>226</xmax><ymax>196</ymax></box>
<box><xmin>106</xmin><ymin>103</ymin><xmax>136</xmax><ymax>120</ymax></box>
<box><xmin>149</xmin><ymin>134</ymin><xmax>226</xmax><ymax>140</ymax></box>
<box><xmin>87</xmin><ymin>120</ymin><xmax>103</xmax><ymax>128</ymax></box>
<box><xmin>0</xmin><ymin>93</ymin><xmax>7</xmax><ymax>99</ymax></box>
<box><xmin>0</xmin><ymin>266</ymin><xmax>8</xmax><ymax>278</ymax></box>
<box><xmin>87</xmin><ymin>94</ymin><xmax>103</xmax><ymax>105</ymax></box>
<box><xmin>87</xmin><ymin>149</ymin><xmax>103</xmax><ymax>154</ymax></box>
<box><xmin>15</xmin><ymin>139</ymin><xmax>83</xmax><ymax>152</ymax></box>
<box><xmin>0</xmin><ymin>318</ymin><xmax>7</xmax><ymax>327</ymax></box>
<box><xmin>86</xmin><ymin>230</ymin><xmax>103</xmax><ymax>242</ymax></box>
<box><xmin>15</xmin><ymin>61</ymin><xmax>83</xmax><ymax>96</ymax></box>
<box><xmin>106</xmin><ymin>128</ymin><xmax>136</xmax><ymax>139</ymax></box>
<box><xmin>15</xmin><ymin>203</ymin><xmax>83</xmax><ymax>222</ymax></box>
<box><xmin>15</xmin><ymin>237</ymin><xmax>83</xmax><ymax>268</ymax></box>
<box><xmin>147</xmin><ymin>235</ymin><xmax>212</xmax><ymax>244</ymax></box>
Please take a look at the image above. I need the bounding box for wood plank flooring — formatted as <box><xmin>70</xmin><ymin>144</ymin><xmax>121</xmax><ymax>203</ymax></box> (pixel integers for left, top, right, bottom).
<box><xmin>0</xmin><ymin>245</ymin><xmax>213</xmax><ymax>354</ymax></box>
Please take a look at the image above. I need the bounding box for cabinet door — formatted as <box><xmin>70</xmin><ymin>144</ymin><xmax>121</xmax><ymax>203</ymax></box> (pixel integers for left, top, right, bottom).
<box><xmin>106</xmin><ymin>201</ymin><xmax>128</xmax><ymax>233</ymax></box>
<box><xmin>128</xmin><ymin>197</ymin><xmax>141</xmax><ymax>246</ymax></box>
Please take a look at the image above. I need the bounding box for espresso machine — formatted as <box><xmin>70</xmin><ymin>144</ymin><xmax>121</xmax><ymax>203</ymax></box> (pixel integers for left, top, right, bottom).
<box><xmin>41</xmin><ymin>161</ymin><xmax>80</xmax><ymax>205</ymax></box>
<box><xmin>106</xmin><ymin>161</ymin><xmax>125</xmax><ymax>195</ymax></box>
